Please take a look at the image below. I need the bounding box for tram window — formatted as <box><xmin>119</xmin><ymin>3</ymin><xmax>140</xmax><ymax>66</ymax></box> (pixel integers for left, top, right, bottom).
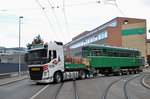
<box><xmin>114</xmin><ymin>50</ymin><xmax>119</xmax><ymax>57</ymax></box>
<box><xmin>133</xmin><ymin>53</ymin><xmax>136</xmax><ymax>58</ymax></box>
<box><xmin>93</xmin><ymin>49</ymin><xmax>102</xmax><ymax>56</ymax></box>
<box><xmin>125</xmin><ymin>52</ymin><xmax>129</xmax><ymax>57</ymax></box>
<box><xmin>83</xmin><ymin>49</ymin><xmax>88</xmax><ymax>57</ymax></box>
<box><xmin>120</xmin><ymin>51</ymin><xmax>123</xmax><ymax>57</ymax></box>
<box><xmin>120</xmin><ymin>51</ymin><xmax>126</xmax><ymax>57</ymax></box>
<box><xmin>98</xmin><ymin>50</ymin><xmax>102</xmax><ymax>56</ymax></box>
<box><xmin>107</xmin><ymin>50</ymin><xmax>113</xmax><ymax>56</ymax></box>
<box><xmin>93</xmin><ymin>49</ymin><xmax>96</xmax><ymax>56</ymax></box>
<box><xmin>134</xmin><ymin>53</ymin><xmax>137</xmax><ymax>58</ymax></box>
<box><xmin>103</xmin><ymin>49</ymin><xmax>107</xmax><ymax>56</ymax></box>
<box><xmin>89</xmin><ymin>49</ymin><xmax>92</xmax><ymax>56</ymax></box>
<box><xmin>131</xmin><ymin>52</ymin><xmax>134</xmax><ymax>57</ymax></box>
<box><xmin>136</xmin><ymin>53</ymin><xmax>139</xmax><ymax>58</ymax></box>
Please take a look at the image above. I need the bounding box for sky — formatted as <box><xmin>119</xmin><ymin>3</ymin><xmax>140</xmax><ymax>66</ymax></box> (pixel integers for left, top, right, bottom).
<box><xmin>0</xmin><ymin>0</ymin><xmax>150</xmax><ymax>48</ymax></box>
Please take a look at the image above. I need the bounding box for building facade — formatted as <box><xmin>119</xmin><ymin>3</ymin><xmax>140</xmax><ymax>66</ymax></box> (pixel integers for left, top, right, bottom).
<box><xmin>0</xmin><ymin>47</ymin><xmax>27</xmax><ymax>63</ymax></box>
<box><xmin>147</xmin><ymin>39</ymin><xmax>150</xmax><ymax>64</ymax></box>
<box><xmin>0</xmin><ymin>47</ymin><xmax>26</xmax><ymax>55</ymax></box>
<box><xmin>64</xmin><ymin>17</ymin><xmax>147</xmax><ymax>60</ymax></box>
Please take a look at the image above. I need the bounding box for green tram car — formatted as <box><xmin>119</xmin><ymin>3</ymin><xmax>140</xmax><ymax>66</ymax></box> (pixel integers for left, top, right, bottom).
<box><xmin>82</xmin><ymin>44</ymin><xmax>141</xmax><ymax>75</ymax></box>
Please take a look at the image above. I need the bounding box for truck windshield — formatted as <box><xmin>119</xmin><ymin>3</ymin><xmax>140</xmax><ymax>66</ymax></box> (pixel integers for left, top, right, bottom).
<box><xmin>28</xmin><ymin>49</ymin><xmax>48</xmax><ymax>65</ymax></box>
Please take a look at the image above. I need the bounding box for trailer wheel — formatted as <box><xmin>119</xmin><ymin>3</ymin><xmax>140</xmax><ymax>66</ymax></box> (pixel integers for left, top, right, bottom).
<box><xmin>135</xmin><ymin>70</ymin><xmax>139</xmax><ymax>74</ymax></box>
<box><xmin>79</xmin><ymin>70</ymin><xmax>86</xmax><ymax>79</ymax></box>
<box><xmin>104</xmin><ymin>73</ymin><xmax>109</xmax><ymax>76</ymax></box>
<box><xmin>118</xmin><ymin>71</ymin><xmax>122</xmax><ymax>76</ymax></box>
<box><xmin>131</xmin><ymin>70</ymin><xmax>134</xmax><ymax>74</ymax></box>
<box><xmin>54</xmin><ymin>72</ymin><xmax>62</xmax><ymax>83</ymax></box>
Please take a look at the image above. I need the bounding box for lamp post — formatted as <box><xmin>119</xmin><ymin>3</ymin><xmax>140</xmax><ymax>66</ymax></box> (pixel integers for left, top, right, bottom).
<box><xmin>19</xmin><ymin>16</ymin><xmax>23</xmax><ymax>76</ymax></box>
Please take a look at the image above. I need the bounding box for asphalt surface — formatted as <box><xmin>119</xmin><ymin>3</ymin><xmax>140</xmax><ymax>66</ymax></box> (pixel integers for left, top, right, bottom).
<box><xmin>0</xmin><ymin>72</ymin><xmax>150</xmax><ymax>99</ymax></box>
<box><xmin>127</xmin><ymin>74</ymin><xmax>150</xmax><ymax>99</ymax></box>
<box><xmin>144</xmin><ymin>74</ymin><xmax>150</xmax><ymax>87</ymax></box>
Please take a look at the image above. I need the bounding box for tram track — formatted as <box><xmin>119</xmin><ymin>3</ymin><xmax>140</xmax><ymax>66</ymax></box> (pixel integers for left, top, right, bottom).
<box><xmin>52</xmin><ymin>83</ymin><xmax>64</xmax><ymax>99</ymax></box>
<box><xmin>101</xmin><ymin>74</ymin><xmax>141</xmax><ymax>99</ymax></box>
<box><xmin>52</xmin><ymin>79</ymin><xmax>79</xmax><ymax>99</ymax></box>
<box><xmin>124</xmin><ymin>75</ymin><xmax>141</xmax><ymax>99</ymax></box>
<box><xmin>73</xmin><ymin>79</ymin><xmax>79</xmax><ymax>99</ymax></box>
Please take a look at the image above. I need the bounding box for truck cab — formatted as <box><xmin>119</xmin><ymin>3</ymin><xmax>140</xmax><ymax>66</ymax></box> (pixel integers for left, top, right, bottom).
<box><xmin>28</xmin><ymin>41</ymin><xmax>64</xmax><ymax>83</ymax></box>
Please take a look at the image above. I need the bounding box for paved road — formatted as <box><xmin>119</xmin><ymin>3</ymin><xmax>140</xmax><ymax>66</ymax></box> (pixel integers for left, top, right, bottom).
<box><xmin>127</xmin><ymin>74</ymin><xmax>150</xmax><ymax>99</ymax></box>
<box><xmin>0</xmin><ymin>73</ymin><xmax>150</xmax><ymax>99</ymax></box>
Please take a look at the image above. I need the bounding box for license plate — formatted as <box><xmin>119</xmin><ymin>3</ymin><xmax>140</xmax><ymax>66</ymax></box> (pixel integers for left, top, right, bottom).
<box><xmin>31</xmin><ymin>68</ymin><xmax>40</xmax><ymax>71</ymax></box>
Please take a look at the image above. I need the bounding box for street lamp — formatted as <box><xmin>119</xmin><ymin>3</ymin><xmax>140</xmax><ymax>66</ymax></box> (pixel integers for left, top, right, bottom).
<box><xmin>19</xmin><ymin>16</ymin><xmax>23</xmax><ymax>76</ymax></box>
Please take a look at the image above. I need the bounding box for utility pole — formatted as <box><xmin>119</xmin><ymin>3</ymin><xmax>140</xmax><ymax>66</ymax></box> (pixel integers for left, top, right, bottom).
<box><xmin>19</xmin><ymin>16</ymin><xmax>23</xmax><ymax>76</ymax></box>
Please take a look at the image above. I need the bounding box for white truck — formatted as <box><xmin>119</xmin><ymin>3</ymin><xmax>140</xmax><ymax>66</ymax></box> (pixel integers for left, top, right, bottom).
<box><xmin>28</xmin><ymin>41</ymin><xmax>91</xmax><ymax>83</ymax></box>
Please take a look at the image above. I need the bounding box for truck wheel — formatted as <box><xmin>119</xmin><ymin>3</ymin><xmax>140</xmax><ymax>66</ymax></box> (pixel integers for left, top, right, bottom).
<box><xmin>79</xmin><ymin>70</ymin><xmax>86</xmax><ymax>79</ymax></box>
<box><xmin>54</xmin><ymin>72</ymin><xmax>62</xmax><ymax>83</ymax></box>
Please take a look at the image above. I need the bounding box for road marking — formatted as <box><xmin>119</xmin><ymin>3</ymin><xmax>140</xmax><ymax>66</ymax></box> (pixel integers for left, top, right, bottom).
<box><xmin>134</xmin><ymin>83</ymin><xmax>138</xmax><ymax>86</ymax></box>
<box><xmin>30</xmin><ymin>85</ymin><xmax>49</xmax><ymax>99</ymax></box>
<box><xmin>130</xmin><ymin>82</ymin><xmax>134</xmax><ymax>85</ymax></box>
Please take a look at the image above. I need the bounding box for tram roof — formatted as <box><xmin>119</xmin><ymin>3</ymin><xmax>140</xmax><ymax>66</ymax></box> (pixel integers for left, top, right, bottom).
<box><xmin>82</xmin><ymin>44</ymin><xmax>140</xmax><ymax>51</ymax></box>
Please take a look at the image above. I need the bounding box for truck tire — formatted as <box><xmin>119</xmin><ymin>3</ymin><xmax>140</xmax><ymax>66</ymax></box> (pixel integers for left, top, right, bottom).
<box><xmin>79</xmin><ymin>70</ymin><xmax>86</xmax><ymax>79</ymax></box>
<box><xmin>54</xmin><ymin>72</ymin><xmax>62</xmax><ymax>83</ymax></box>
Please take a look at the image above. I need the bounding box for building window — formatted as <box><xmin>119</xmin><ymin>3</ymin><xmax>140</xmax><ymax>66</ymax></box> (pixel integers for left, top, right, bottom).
<box><xmin>69</xmin><ymin>30</ymin><xmax>107</xmax><ymax>50</ymax></box>
<box><xmin>124</xmin><ymin>20</ymin><xmax>128</xmax><ymax>24</ymax></box>
<box><xmin>7</xmin><ymin>58</ymin><xmax>13</xmax><ymax>63</ymax></box>
<box><xmin>94</xmin><ymin>35</ymin><xmax>98</xmax><ymax>41</ymax></box>
<box><xmin>83</xmin><ymin>41</ymin><xmax>86</xmax><ymax>45</ymax></box>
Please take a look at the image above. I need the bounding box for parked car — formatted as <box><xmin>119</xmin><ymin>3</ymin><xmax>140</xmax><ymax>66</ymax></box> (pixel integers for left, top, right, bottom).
<box><xmin>144</xmin><ymin>63</ymin><xmax>149</xmax><ymax>68</ymax></box>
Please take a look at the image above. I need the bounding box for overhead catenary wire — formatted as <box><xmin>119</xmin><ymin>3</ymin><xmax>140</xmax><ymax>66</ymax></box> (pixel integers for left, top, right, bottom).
<box><xmin>62</xmin><ymin>0</ymin><xmax>100</xmax><ymax>42</ymax></box>
<box><xmin>35</xmin><ymin>0</ymin><xmax>61</xmax><ymax>41</ymax></box>
<box><xmin>47</xmin><ymin>0</ymin><xmax>66</xmax><ymax>40</ymax></box>
<box><xmin>62</xmin><ymin>0</ymin><xmax>71</xmax><ymax>39</ymax></box>
<box><xmin>113</xmin><ymin>0</ymin><xmax>125</xmax><ymax>17</ymax></box>
<box><xmin>104</xmin><ymin>0</ymin><xmax>125</xmax><ymax>16</ymax></box>
<box><xmin>65</xmin><ymin>1</ymin><xmax>100</xmax><ymax>7</ymax></box>
<box><xmin>0</xmin><ymin>1</ymin><xmax>101</xmax><ymax>12</ymax></box>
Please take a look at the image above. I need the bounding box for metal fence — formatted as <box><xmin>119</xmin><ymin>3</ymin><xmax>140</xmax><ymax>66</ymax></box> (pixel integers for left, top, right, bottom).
<box><xmin>0</xmin><ymin>63</ymin><xmax>28</xmax><ymax>74</ymax></box>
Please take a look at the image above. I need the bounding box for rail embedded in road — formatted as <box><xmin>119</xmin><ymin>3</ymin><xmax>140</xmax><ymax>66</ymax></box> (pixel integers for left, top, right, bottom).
<box><xmin>101</xmin><ymin>74</ymin><xmax>141</xmax><ymax>99</ymax></box>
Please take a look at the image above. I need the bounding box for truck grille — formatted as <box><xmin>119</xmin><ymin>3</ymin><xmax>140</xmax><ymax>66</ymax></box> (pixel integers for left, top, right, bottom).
<box><xmin>29</xmin><ymin>67</ymin><xmax>43</xmax><ymax>80</ymax></box>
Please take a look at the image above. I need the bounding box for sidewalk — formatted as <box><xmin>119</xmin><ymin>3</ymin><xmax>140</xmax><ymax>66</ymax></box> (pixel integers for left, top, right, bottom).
<box><xmin>0</xmin><ymin>73</ymin><xmax>28</xmax><ymax>86</ymax></box>
<box><xmin>142</xmin><ymin>67</ymin><xmax>150</xmax><ymax>89</ymax></box>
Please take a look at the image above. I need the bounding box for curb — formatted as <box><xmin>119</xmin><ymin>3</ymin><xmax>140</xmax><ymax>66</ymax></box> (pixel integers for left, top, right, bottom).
<box><xmin>142</xmin><ymin>74</ymin><xmax>150</xmax><ymax>89</ymax></box>
<box><xmin>0</xmin><ymin>71</ymin><xmax>28</xmax><ymax>79</ymax></box>
<box><xmin>0</xmin><ymin>75</ymin><xmax>28</xmax><ymax>86</ymax></box>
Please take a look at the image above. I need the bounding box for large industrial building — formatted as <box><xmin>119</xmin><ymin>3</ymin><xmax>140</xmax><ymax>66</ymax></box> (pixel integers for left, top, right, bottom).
<box><xmin>64</xmin><ymin>17</ymin><xmax>147</xmax><ymax>61</ymax></box>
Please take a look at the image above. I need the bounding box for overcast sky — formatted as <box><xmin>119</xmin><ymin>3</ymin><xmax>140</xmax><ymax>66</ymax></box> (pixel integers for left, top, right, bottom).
<box><xmin>0</xmin><ymin>0</ymin><xmax>150</xmax><ymax>48</ymax></box>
